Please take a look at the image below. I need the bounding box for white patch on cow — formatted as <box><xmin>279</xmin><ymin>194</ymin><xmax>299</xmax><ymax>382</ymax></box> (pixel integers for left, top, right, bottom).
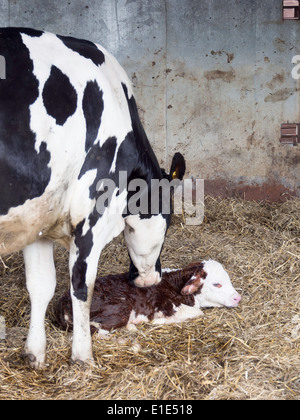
<box><xmin>97</xmin><ymin>43</ymin><xmax>134</xmax><ymax>99</ymax></box>
<box><xmin>69</xmin><ymin>170</ymin><xmax>97</xmax><ymax>232</ymax></box>
<box><xmin>107</xmin><ymin>186</ymin><xmax>128</xmax><ymax>219</ymax></box>
<box><xmin>124</xmin><ymin>214</ymin><xmax>167</xmax><ymax>287</ymax></box>
<box><xmin>195</xmin><ymin>260</ymin><xmax>241</xmax><ymax>308</ymax></box>
<box><xmin>95</xmin><ymin>187</ymin><xmax>127</xmax><ymax>243</ymax></box>
<box><xmin>22</xmin><ymin>33</ymin><xmax>88</xmax><ymax>159</ymax></box>
<box><xmin>153</xmin><ymin>304</ymin><xmax>204</xmax><ymax>325</ymax></box>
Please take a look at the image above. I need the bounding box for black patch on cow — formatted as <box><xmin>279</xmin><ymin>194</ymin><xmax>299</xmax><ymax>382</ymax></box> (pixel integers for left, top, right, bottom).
<box><xmin>82</xmin><ymin>81</ymin><xmax>104</xmax><ymax>151</ymax></box>
<box><xmin>121</xmin><ymin>83</ymin><xmax>162</xmax><ymax>184</ymax></box>
<box><xmin>71</xmin><ymin>219</ymin><xmax>92</xmax><ymax>301</ymax></box>
<box><xmin>57</xmin><ymin>35</ymin><xmax>105</xmax><ymax>67</ymax></box>
<box><xmin>0</xmin><ymin>28</ymin><xmax>51</xmax><ymax>215</ymax></box>
<box><xmin>72</xmin><ymin>258</ymin><xmax>88</xmax><ymax>301</ymax></box>
<box><xmin>78</xmin><ymin>136</ymin><xmax>118</xmax><ymax>199</ymax></box>
<box><xmin>42</xmin><ymin>65</ymin><xmax>77</xmax><ymax>126</ymax></box>
<box><xmin>0</xmin><ymin>27</ymin><xmax>44</xmax><ymax>38</ymax></box>
<box><xmin>71</xmin><ymin>209</ymin><xmax>101</xmax><ymax>301</ymax></box>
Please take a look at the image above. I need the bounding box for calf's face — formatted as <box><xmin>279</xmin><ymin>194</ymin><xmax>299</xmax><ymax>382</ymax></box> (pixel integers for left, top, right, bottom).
<box><xmin>199</xmin><ymin>260</ymin><xmax>241</xmax><ymax>308</ymax></box>
<box><xmin>181</xmin><ymin>260</ymin><xmax>241</xmax><ymax>308</ymax></box>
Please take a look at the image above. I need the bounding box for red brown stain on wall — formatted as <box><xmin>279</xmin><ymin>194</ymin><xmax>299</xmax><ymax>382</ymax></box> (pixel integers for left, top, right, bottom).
<box><xmin>204</xmin><ymin>179</ymin><xmax>297</xmax><ymax>202</ymax></box>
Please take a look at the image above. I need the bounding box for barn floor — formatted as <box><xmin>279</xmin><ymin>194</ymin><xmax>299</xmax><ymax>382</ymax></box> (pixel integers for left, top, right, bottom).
<box><xmin>0</xmin><ymin>197</ymin><xmax>299</xmax><ymax>400</ymax></box>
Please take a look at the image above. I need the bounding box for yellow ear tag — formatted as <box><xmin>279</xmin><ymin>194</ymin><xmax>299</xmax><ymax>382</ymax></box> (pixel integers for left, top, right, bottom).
<box><xmin>172</xmin><ymin>170</ymin><xmax>177</xmax><ymax>179</ymax></box>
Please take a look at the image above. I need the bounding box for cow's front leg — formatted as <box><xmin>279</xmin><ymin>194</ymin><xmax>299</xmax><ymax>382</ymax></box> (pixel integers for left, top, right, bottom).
<box><xmin>69</xmin><ymin>236</ymin><xmax>100</xmax><ymax>365</ymax></box>
<box><xmin>23</xmin><ymin>239</ymin><xmax>56</xmax><ymax>369</ymax></box>
<box><xmin>70</xmin><ymin>289</ymin><xmax>94</xmax><ymax>365</ymax></box>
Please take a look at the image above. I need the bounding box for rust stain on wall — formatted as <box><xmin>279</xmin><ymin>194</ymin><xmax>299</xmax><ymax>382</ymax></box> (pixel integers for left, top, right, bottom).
<box><xmin>204</xmin><ymin>69</ymin><xmax>236</xmax><ymax>83</ymax></box>
<box><xmin>210</xmin><ymin>50</ymin><xmax>235</xmax><ymax>63</ymax></box>
<box><xmin>204</xmin><ymin>179</ymin><xmax>297</xmax><ymax>202</ymax></box>
<box><xmin>264</xmin><ymin>88</ymin><xmax>295</xmax><ymax>103</ymax></box>
<box><xmin>266</xmin><ymin>71</ymin><xmax>285</xmax><ymax>89</ymax></box>
<box><xmin>273</xmin><ymin>38</ymin><xmax>287</xmax><ymax>53</ymax></box>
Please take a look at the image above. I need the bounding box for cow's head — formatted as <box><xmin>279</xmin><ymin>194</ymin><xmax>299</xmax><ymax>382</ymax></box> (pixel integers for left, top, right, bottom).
<box><xmin>125</xmin><ymin>152</ymin><xmax>185</xmax><ymax>287</ymax></box>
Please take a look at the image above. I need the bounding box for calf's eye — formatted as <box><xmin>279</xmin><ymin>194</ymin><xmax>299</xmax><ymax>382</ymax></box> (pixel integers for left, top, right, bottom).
<box><xmin>213</xmin><ymin>283</ymin><xmax>222</xmax><ymax>288</ymax></box>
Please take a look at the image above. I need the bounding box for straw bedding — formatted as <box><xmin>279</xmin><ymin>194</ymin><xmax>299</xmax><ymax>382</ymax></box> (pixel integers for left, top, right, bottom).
<box><xmin>0</xmin><ymin>197</ymin><xmax>299</xmax><ymax>400</ymax></box>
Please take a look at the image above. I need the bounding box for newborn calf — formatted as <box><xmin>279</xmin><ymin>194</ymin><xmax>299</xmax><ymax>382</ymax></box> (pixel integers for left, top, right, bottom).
<box><xmin>56</xmin><ymin>260</ymin><xmax>241</xmax><ymax>336</ymax></box>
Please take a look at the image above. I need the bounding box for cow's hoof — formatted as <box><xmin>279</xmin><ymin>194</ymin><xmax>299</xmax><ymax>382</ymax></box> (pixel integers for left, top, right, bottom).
<box><xmin>70</xmin><ymin>357</ymin><xmax>95</xmax><ymax>369</ymax></box>
<box><xmin>134</xmin><ymin>272</ymin><xmax>161</xmax><ymax>287</ymax></box>
<box><xmin>21</xmin><ymin>350</ymin><xmax>45</xmax><ymax>369</ymax></box>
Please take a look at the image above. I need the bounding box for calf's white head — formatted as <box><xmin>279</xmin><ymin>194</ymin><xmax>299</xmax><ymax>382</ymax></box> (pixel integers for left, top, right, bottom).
<box><xmin>181</xmin><ymin>260</ymin><xmax>241</xmax><ymax>308</ymax></box>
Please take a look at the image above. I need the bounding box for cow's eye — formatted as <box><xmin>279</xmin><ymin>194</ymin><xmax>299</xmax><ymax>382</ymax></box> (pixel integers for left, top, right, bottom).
<box><xmin>213</xmin><ymin>283</ymin><xmax>222</xmax><ymax>288</ymax></box>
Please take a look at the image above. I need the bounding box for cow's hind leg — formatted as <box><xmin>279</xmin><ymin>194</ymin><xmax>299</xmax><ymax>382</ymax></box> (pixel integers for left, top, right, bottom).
<box><xmin>23</xmin><ymin>239</ymin><xmax>56</xmax><ymax>369</ymax></box>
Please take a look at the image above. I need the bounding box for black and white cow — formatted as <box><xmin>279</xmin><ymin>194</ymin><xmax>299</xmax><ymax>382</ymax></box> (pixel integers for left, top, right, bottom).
<box><xmin>0</xmin><ymin>27</ymin><xmax>185</xmax><ymax>368</ymax></box>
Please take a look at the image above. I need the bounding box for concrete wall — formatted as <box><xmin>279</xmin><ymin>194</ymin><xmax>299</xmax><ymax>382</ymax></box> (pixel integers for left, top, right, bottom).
<box><xmin>0</xmin><ymin>0</ymin><xmax>299</xmax><ymax>199</ymax></box>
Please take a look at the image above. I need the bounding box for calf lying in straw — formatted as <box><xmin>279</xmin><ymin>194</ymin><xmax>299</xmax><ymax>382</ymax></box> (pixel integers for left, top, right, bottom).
<box><xmin>56</xmin><ymin>260</ymin><xmax>241</xmax><ymax>337</ymax></box>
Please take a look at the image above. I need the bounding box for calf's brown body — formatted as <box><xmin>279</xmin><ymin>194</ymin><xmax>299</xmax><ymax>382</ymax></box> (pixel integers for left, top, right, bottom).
<box><xmin>56</xmin><ymin>263</ymin><xmax>206</xmax><ymax>333</ymax></box>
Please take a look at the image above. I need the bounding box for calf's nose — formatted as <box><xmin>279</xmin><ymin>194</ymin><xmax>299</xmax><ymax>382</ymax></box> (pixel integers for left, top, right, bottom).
<box><xmin>233</xmin><ymin>293</ymin><xmax>242</xmax><ymax>304</ymax></box>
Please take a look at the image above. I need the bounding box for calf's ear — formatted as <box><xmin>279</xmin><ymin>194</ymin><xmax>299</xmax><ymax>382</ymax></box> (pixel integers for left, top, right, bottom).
<box><xmin>181</xmin><ymin>274</ymin><xmax>202</xmax><ymax>295</ymax></box>
<box><xmin>169</xmin><ymin>152</ymin><xmax>186</xmax><ymax>181</ymax></box>
<box><xmin>187</xmin><ymin>261</ymin><xmax>203</xmax><ymax>268</ymax></box>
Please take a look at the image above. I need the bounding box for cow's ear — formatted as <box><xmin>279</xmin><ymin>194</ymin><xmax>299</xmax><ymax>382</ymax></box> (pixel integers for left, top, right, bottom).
<box><xmin>181</xmin><ymin>274</ymin><xmax>202</xmax><ymax>295</ymax></box>
<box><xmin>169</xmin><ymin>152</ymin><xmax>186</xmax><ymax>180</ymax></box>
